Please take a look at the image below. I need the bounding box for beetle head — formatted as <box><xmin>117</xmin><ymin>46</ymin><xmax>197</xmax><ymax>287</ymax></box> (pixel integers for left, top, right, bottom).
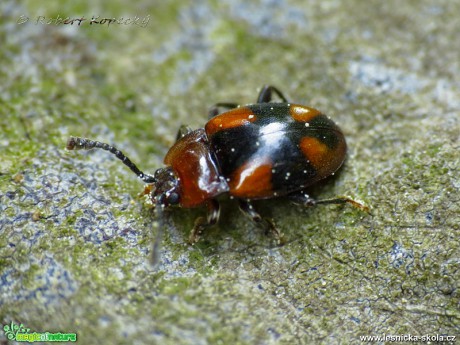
<box><xmin>149</xmin><ymin>167</ymin><xmax>181</xmax><ymax>207</ymax></box>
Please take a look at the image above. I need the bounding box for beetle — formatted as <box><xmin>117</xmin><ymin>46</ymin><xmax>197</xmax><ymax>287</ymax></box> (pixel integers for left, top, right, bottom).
<box><xmin>66</xmin><ymin>85</ymin><xmax>367</xmax><ymax>244</ymax></box>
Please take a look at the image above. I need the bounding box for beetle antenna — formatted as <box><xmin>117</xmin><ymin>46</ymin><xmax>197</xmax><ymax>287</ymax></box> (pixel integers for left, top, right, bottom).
<box><xmin>66</xmin><ymin>136</ymin><xmax>156</xmax><ymax>184</ymax></box>
<box><xmin>150</xmin><ymin>201</ymin><xmax>165</xmax><ymax>268</ymax></box>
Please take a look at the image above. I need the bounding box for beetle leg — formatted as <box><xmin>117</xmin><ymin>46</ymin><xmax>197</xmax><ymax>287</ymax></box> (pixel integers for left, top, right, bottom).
<box><xmin>238</xmin><ymin>199</ymin><xmax>284</xmax><ymax>244</ymax></box>
<box><xmin>208</xmin><ymin>102</ymin><xmax>239</xmax><ymax>119</ymax></box>
<box><xmin>189</xmin><ymin>199</ymin><xmax>220</xmax><ymax>244</ymax></box>
<box><xmin>257</xmin><ymin>85</ymin><xmax>288</xmax><ymax>103</ymax></box>
<box><xmin>175</xmin><ymin>125</ymin><xmax>193</xmax><ymax>142</ymax></box>
<box><xmin>289</xmin><ymin>192</ymin><xmax>370</xmax><ymax>212</ymax></box>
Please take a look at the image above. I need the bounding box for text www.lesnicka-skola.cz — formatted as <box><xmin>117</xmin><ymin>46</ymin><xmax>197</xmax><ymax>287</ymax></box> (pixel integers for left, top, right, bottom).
<box><xmin>360</xmin><ymin>333</ymin><xmax>456</xmax><ymax>343</ymax></box>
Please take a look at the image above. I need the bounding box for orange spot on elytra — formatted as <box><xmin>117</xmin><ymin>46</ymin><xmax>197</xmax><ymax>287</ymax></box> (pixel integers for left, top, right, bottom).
<box><xmin>299</xmin><ymin>137</ymin><xmax>329</xmax><ymax>170</ymax></box>
<box><xmin>289</xmin><ymin>105</ymin><xmax>322</xmax><ymax>123</ymax></box>
<box><xmin>228</xmin><ymin>159</ymin><xmax>273</xmax><ymax>198</ymax></box>
<box><xmin>205</xmin><ymin>107</ymin><xmax>256</xmax><ymax>136</ymax></box>
<box><xmin>300</xmin><ymin>136</ymin><xmax>346</xmax><ymax>177</ymax></box>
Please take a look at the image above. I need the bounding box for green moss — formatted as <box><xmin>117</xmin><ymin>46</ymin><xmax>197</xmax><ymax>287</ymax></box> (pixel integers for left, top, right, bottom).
<box><xmin>160</xmin><ymin>277</ymin><xmax>191</xmax><ymax>296</ymax></box>
<box><xmin>1</xmin><ymin>0</ymin><xmax>459</xmax><ymax>343</ymax></box>
<box><xmin>21</xmin><ymin>264</ymin><xmax>41</xmax><ymax>289</ymax></box>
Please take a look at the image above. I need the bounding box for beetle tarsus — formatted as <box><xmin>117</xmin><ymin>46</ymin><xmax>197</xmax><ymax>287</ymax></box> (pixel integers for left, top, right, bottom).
<box><xmin>315</xmin><ymin>197</ymin><xmax>370</xmax><ymax>213</ymax></box>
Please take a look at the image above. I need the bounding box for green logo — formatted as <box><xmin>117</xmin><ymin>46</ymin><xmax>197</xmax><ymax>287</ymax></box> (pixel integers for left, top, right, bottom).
<box><xmin>2</xmin><ymin>321</ymin><xmax>77</xmax><ymax>342</ymax></box>
<box><xmin>3</xmin><ymin>321</ymin><xmax>30</xmax><ymax>340</ymax></box>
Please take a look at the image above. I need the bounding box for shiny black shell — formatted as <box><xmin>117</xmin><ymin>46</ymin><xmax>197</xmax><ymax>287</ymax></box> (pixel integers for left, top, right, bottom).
<box><xmin>204</xmin><ymin>103</ymin><xmax>347</xmax><ymax>199</ymax></box>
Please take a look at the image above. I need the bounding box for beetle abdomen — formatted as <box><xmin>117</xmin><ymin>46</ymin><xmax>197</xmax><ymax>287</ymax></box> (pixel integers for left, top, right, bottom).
<box><xmin>205</xmin><ymin>103</ymin><xmax>346</xmax><ymax>199</ymax></box>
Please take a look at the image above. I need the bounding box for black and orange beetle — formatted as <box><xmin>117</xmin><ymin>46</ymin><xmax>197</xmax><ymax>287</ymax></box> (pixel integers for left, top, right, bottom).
<box><xmin>67</xmin><ymin>85</ymin><xmax>367</xmax><ymax>244</ymax></box>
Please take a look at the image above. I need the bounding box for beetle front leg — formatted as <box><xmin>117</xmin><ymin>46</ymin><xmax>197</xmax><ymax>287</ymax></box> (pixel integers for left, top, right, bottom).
<box><xmin>189</xmin><ymin>199</ymin><xmax>220</xmax><ymax>244</ymax></box>
<box><xmin>257</xmin><ymin>85</ymin><xmax>288</xmax><ymax>103</ymax></box>
<box><xmin>175</xmin><ymin>125</ymin><xmax>193</xmax><ymax>142</ymax></box>
<box><xmin>238</xmin><ymin>199</ymin><xmax>284</xmax><ymax>244</ymax></box>
<box><xmin>289</xmin><ymin>191</ymin><xmax>370</xmax><ymax>212</ymax></box>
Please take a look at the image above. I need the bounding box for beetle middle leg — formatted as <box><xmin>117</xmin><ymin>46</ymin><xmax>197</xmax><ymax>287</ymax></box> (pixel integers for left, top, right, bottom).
<box><xmin>189</xmin><ymin>199</ymin><xmax>221</xmax><ymax>244</ymax></box>
<box><xmin>238</xmin><ymin>199</ymin><xmax>284</xmax><ymax>244</ymax></box>
<box><xmin>208</xmin><ymin>102</ymin><xmax>239</xmax><ymax>119</ymax></box>
<box><xmin>289</xmin><ymin>191</ymin><xmax>370</xmax><ymax>212</ymax></box>
<box><xmin>257</xmin><ymin>85</ymin><xmax>288</xmax><ymax>103</ymax></box>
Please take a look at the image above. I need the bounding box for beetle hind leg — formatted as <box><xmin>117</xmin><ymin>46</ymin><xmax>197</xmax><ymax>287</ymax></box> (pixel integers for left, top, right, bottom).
<box><xmin>257</xmin><ymin>85</ymin><xmax>288</xmax><ymax>103</ymax></box>
<box><xmin>238</xmin><ymin>199</ymin><xmax>284</xmax><ymax>244</ymax></box>
<box><xmin>289</xmin><ymin>191</ymin><xmax>370</xmax><ymax>212</ymax></box>
<box><xmin>189</xmin><ymin>199</ymin><xmax>220</xmax><ymax>244</ymax></box>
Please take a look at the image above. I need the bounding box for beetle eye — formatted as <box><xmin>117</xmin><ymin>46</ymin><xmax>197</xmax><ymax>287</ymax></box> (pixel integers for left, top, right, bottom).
<box><xmin>167</xmin><ymin>192</ymin><xmax>180</xmax><ymax>205</ymax></box>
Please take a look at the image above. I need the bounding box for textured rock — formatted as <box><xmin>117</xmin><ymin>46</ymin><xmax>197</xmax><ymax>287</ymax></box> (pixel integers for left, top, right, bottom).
<box><xmin>1</xmin><ymin>1</ymin><xmax>459</xmax><ymax>344</ymax></box>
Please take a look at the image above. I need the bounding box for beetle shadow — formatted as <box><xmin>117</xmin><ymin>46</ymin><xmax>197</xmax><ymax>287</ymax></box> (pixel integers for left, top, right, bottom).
<box><xmin>156</xmin><ymin>168</ymin><xmax>356</xmax><ymax>264</ymax></box>
<box><xmin>164</xmin><ymin>198</ymin><xmax>281</xmax><ymax>248</ymax></box>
